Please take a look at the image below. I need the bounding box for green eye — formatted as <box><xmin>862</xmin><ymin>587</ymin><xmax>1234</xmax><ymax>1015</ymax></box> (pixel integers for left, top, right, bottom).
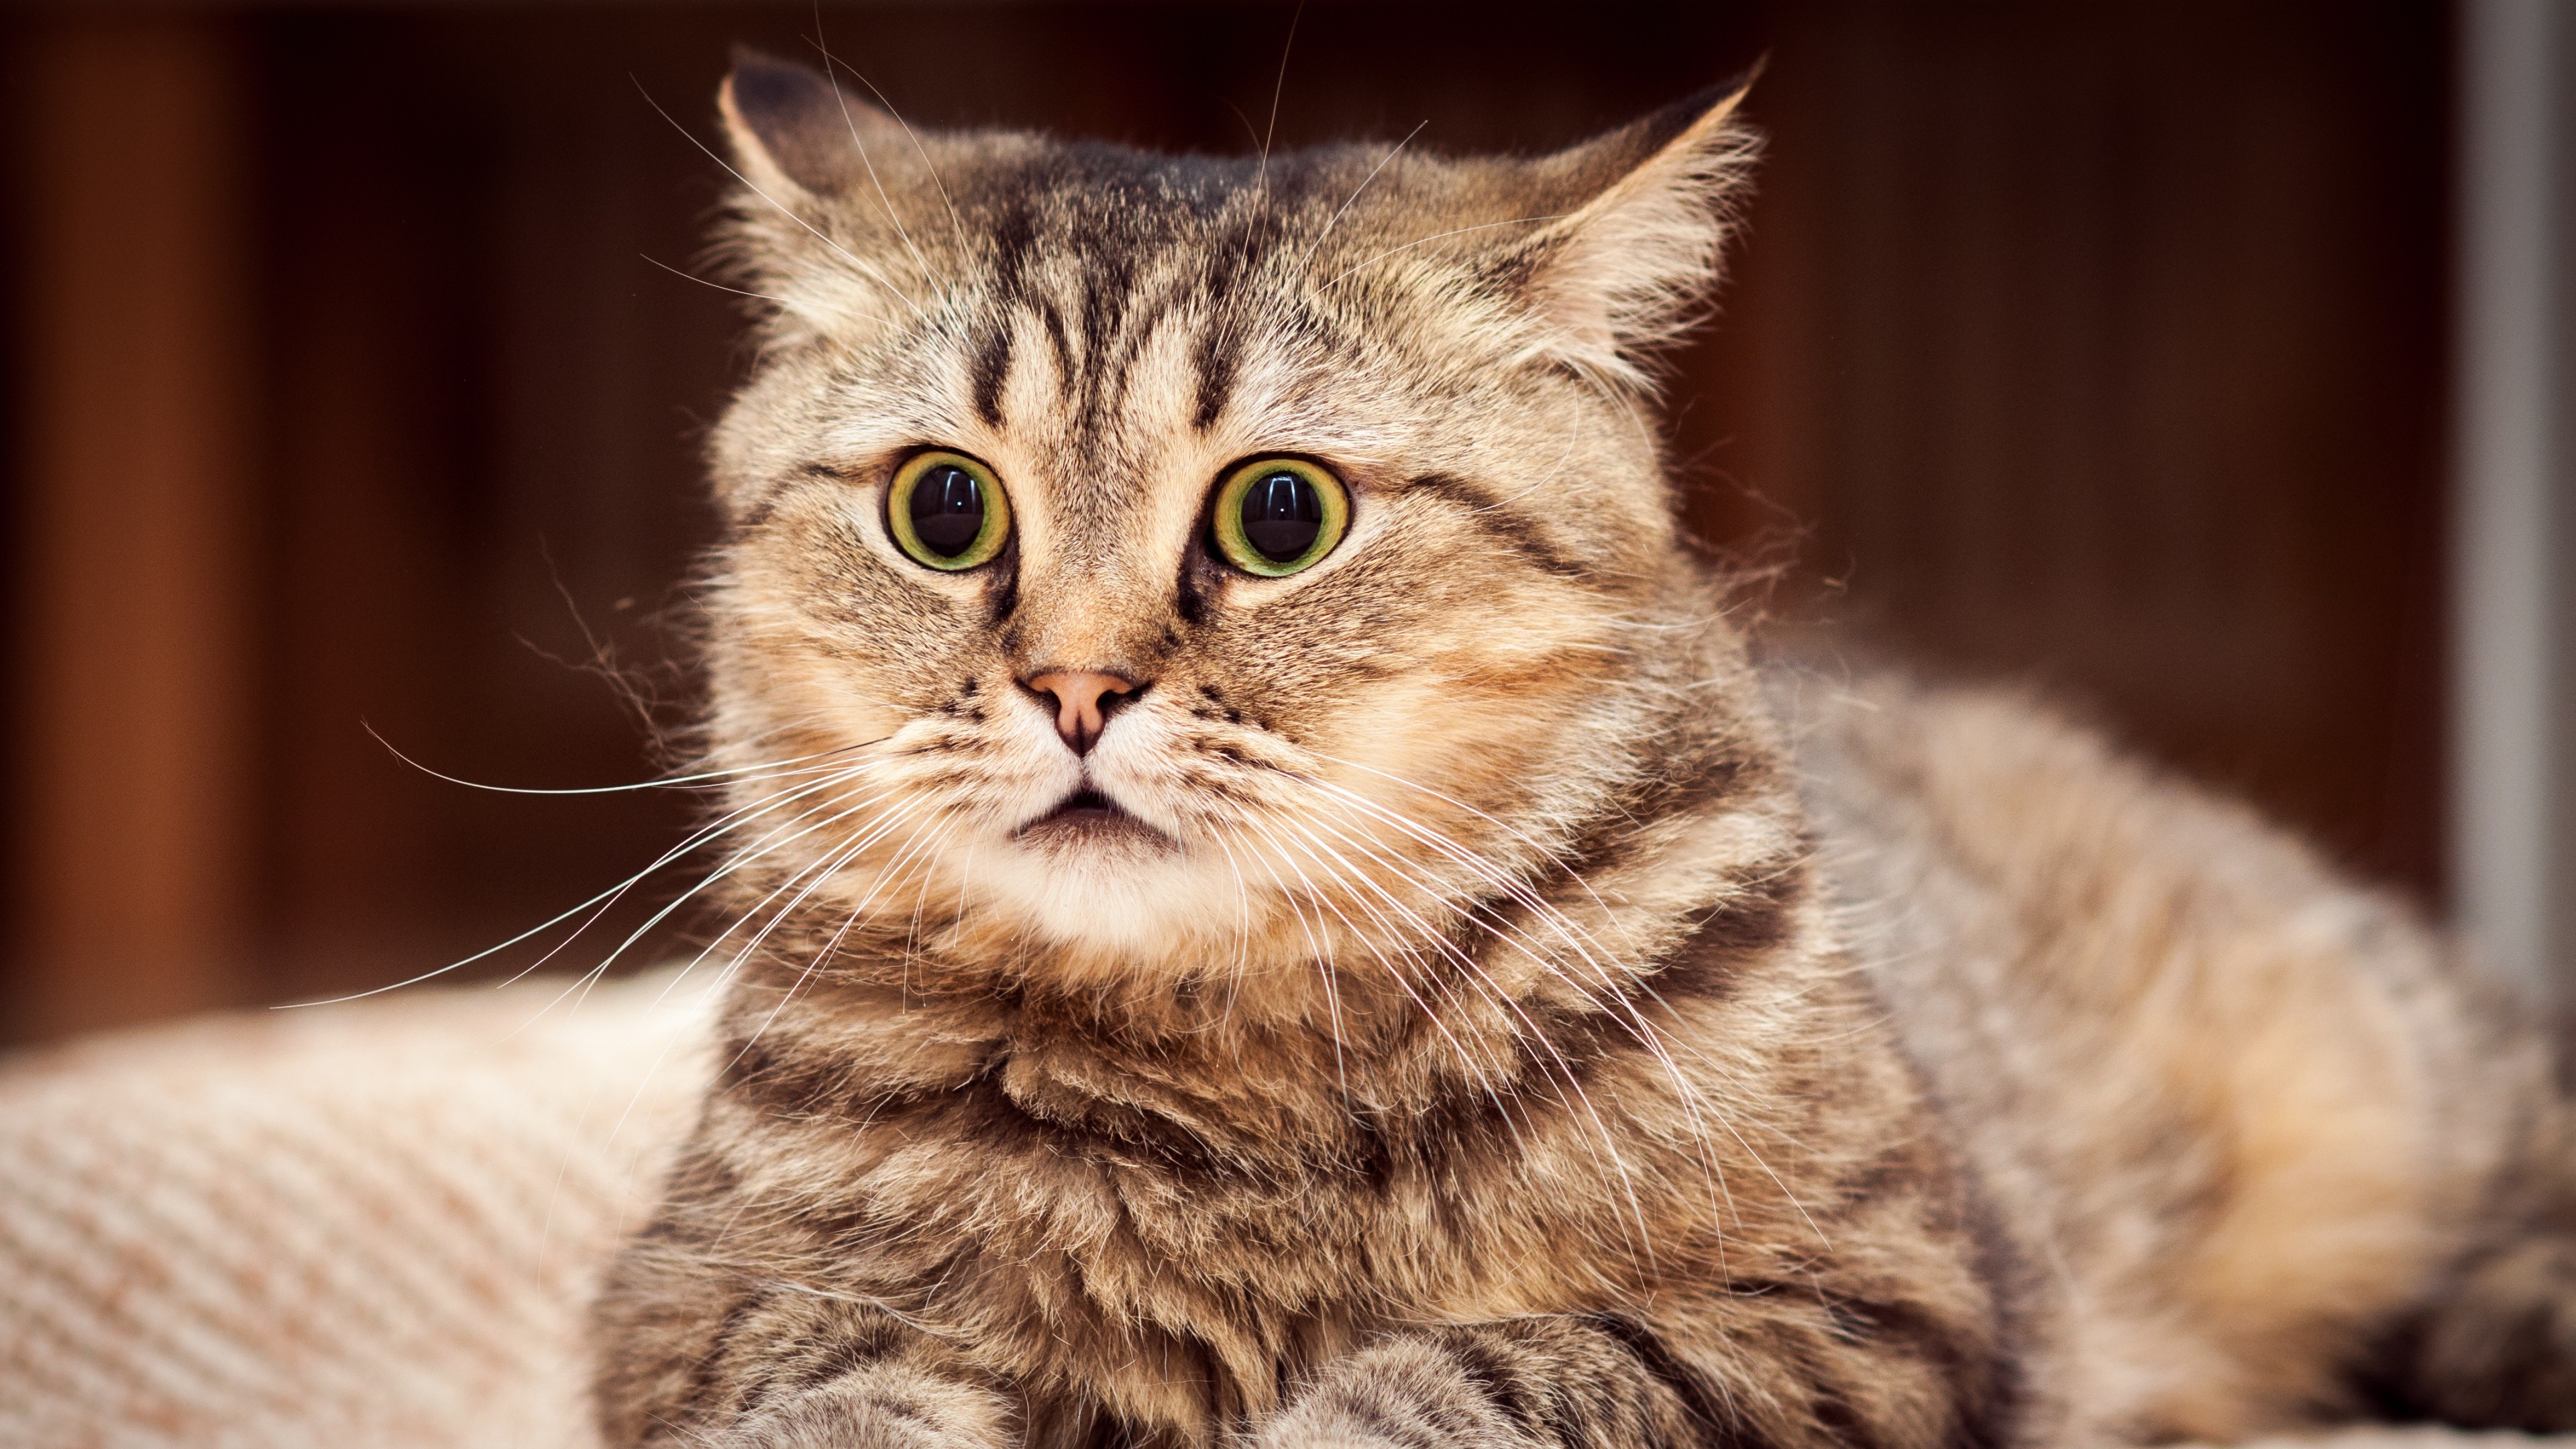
<box><xmin>1210</xmin><ymin>457</ymin><xmax>1349</xmax><ymax>577</ymax></box>
<box><xmin>887</xmin><ymin>450</ymin><xmax>1010</xmax><ymax>570</ymax></box>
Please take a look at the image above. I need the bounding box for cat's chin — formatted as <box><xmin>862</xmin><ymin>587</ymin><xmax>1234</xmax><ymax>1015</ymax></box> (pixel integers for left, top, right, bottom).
<box><xmin>973</xmin><ymin>830</ymin><xmax>1253</xmax><ymax>961</ymax></box>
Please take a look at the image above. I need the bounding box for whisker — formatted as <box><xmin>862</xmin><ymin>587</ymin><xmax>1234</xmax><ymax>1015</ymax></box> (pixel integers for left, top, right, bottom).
<box><xmin>1302</xmin><ymin>784</ymin><xmax>1819</xmax><ymax>1248</ymax></box>
<box><xmin>284</xmin><ymin>757</ymin><xmax>892</xmax><ymax>1008</ymax></box>
<box><xmin>634</xmin><ymin>789</ymin><xmax>932</xmax><ymax>1046</ymax></box>
<box><xmin>504</xmin><ymin>765</ymin><xmax>900</xmax><ymax>988</ymax></box>
<box><xmin>641</xmin><ymin>252</ymin><xmax>790</xmax><ymax>307</ymax></box>
<box><xmin>366</xmin><ymin>723</ymin><xmax>882</xmax><ymax>797</ymax></box>
<box><xmin>513</xmin><ymin>777</ymin><xmax>912</xmax><ymax>1025</ymax></box>
<box><xmin>1244</xmin><ymin>814</ymin><xmax>1596</xmax><ymax>1203</ymax></box>
<box><xmin>1263</xmin><ymin>816</ymin><xmax>1528</xmax><ymax>1132</ymax></box>
<box><xmin>1300</xmin><ymin>118</ymin><xmax>1428</xmax><ymax>272</ymax></box>
<box><xmin>1318</xmin><ymin>214</ymin><xmax>1568</xmax><ymax>292</ymax></box>
<box><xmin>709</xmin><ymin>806</ymin><xmax>928</xmax><ymax>1016</ymax></box>
<box><xmin>722</xmin><ymin>802</ymin><xmax>963</xmax><ymax>1069</ymax></box>
<box><xmin>1305</xmin><ymin>753</ymin><xmax>1612</xmax><ymax>905</ymax></box>
<box><xmin>1283</xmin><ymin>808</ymin><xmax>1672</xmax><ymax>1269</ymax></box>
<box><xmin>806</xmin><ymin>33</ymin><xmax>967</xmax><ymax>264</ymax></box>
<box><xmin>1226</xmin><ymin>814</ymin><xmax>1351</xmax><ymax>1102</ymax></box>
<box><xmin>807</xmin><ymin>8</ymin><xmax>945</xmax><ymax>298</ymax></box>
<box><xmin>1254</xmin><ymin>1</ymin><xmax>1304</xmax><ymax>193</ymax></box>
<box><xmin>631</xmin><ymin>75</ymin><xmax>930</xmax><ymax>326</ymax></box>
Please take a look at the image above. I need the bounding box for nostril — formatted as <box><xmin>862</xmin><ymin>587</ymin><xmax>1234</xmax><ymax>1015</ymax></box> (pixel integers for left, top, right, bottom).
<box><xmin>1020</xmin><ymin>669</ymin><xmax>1148</xmax><ymax>755</ymax></box>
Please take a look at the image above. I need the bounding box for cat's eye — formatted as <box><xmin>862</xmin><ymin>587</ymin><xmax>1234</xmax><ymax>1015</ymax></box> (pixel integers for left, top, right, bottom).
<box><xmin>887</xmin><ymin>450</ymin><xmax>1011</xmax><ymax>571</ymax></box>
<box><xmin>1209</xmin><ymin>458</ymin><xmax>1349</xmax><ymax>578</ymax></box>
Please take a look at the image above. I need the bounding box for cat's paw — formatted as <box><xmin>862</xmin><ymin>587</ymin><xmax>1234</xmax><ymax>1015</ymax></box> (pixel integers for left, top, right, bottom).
<box><xmin>1250</xmin><ymin>1386</ymin><xmax>1538</xmax><ymax>1449</ymax></box>
<box><xmin>707</xmin><ymin>1376</ymin><xmax>1014</xmax><ymax>1449</ymax></box>
<box><xmin>710</xmin><ymin>1395</ymin><xmax>932</xmax><ymax>1449</ymax></box>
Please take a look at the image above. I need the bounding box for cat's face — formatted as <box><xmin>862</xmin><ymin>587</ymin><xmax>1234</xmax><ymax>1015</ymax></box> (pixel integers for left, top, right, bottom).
<box><xmin>700</xmin><ymin>56</ymin><xmax>1752</xmax><ymax>989</ymax></box>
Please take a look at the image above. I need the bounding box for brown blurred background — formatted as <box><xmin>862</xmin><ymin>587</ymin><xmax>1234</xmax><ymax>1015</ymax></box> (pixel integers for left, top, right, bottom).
<box><xmin>0</xmin><ymin>1</ymin><xmax>2471</xmax><ymax>1044</ymax></box>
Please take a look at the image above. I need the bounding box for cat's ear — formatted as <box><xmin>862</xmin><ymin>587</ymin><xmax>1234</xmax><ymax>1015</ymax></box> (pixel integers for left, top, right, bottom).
<box><xmin>714</xmin><ymin>48</ymin><xmax>943</xmax><ymax>339</ymax></box>
<box><xmin>719</xmin><ymin>46</ymin><xmax>912</xmax><ymax>199</ymax></box>
<box><xmin>1498</xmin><ymin>74</ymin><xmax>1761</xmax><ymax>386</ymax></box>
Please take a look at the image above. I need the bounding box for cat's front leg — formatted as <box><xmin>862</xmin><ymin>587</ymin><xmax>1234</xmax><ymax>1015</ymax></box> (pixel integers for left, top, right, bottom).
<box><xmin>1254</xmin><ymin>1307</ymin><xmax>1986</xmax><ymax>1449</ymax></box>
<box><xmin>604</xmin><ymin>1283</ymin><xmax>1016</xmax><ymax>1449</ymax></box>
<box><xmin>704</xmin><ymin>1361</ymin><xmax>1015</xmax><ymax>1449</ymax></box>
<box><xmin>1252</xmin><ymin>1317</ymin><xmax>1705</xmax><ymax>1449</ymax></box>
<box><xmin>593</xmin><ymin>1195</ymin><xmax>1016</xmax><ymax>1449</ymax></box>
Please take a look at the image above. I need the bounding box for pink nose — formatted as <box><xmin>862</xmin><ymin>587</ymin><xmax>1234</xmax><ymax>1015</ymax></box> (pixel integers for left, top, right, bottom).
<box><xmin>1023</xmin><ymin>670</ymin><xmax>1140</xmax><ymax>755</ymax></box>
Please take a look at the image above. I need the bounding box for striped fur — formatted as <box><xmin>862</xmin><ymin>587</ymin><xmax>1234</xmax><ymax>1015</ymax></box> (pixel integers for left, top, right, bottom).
<box><xmin>593</xmin><ymin>53</ymin><xmax>2576</xmax><ymax>1449</ymax></box>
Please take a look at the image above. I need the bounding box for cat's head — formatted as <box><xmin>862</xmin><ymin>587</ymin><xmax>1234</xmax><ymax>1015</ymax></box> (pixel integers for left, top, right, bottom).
<box><xmin>699</xmin><ymin>52</ymin><xmax>1763</xmax><ymax>1000</ymax></box>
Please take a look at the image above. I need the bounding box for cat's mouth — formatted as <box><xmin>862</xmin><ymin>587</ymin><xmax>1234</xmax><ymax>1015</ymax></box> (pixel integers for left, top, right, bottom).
<box><xmin>1016</xmin><ymin>786</ymin><xmax>1171</xmax><ymax>851</ymax></box>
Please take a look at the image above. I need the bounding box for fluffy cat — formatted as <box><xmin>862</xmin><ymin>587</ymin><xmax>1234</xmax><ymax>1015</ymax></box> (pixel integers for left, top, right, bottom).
<box><xmin>591</xmin><ymin>52</ymin><xmax>2576</xmax><ymax>1449</ymax></box>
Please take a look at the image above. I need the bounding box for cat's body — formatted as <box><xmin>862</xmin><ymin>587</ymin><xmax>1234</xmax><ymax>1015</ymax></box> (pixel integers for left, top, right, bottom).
<box><xmin>1781</xmin><ymin>669</ymin><xmax>2564</xmax><ymax>1444</ymax></box>
<box><xmin>592</xmin><ymin>54</ymin><xmax>2576</xmax><ymax>1449</ymax></box>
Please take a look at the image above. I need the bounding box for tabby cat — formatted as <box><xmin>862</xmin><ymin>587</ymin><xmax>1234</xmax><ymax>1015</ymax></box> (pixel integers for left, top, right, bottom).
<box><xmin>591</xmin><ymin>51</ymin><xmax>2576</xmax><ymax>1449</ymax></box>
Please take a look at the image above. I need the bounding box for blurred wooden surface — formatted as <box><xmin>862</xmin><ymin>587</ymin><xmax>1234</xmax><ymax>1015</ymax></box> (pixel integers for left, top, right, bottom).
<box><xmin>0</xmin><ymin>1</ymin><xmax>2452</xmax><ymax>1042</ymax></box>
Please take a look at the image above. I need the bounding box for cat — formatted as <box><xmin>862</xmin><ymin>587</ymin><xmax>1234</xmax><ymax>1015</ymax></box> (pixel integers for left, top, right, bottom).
<box><xmin>590</xmin><ymin>49</ymin><xmax>2576</xmax><ymax>1449</ymax></box>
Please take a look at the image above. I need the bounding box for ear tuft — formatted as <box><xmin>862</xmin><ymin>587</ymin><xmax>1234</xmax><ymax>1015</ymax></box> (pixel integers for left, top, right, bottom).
<box><xmin>720</xmin><ymin>46</ymin><xmax>905</xmax><ymax>197</ymax></box>
<box><xmin>1504</xmin><ymin>72</ymin><xmax>1762</xmax><ymax>388</ymax></box>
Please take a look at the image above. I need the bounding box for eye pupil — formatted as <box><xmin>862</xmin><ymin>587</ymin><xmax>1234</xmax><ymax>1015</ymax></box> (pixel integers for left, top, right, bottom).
<box><xmin>1210</xmin><ymin>456</ymin><xmax>1346</xmax><ymax>576</ymax></box>
<box><xmin>1240</xmin><ymin>471</ymin><xmax>1323</xmax><ymax>562</ymax></box>
<box><xmin>908</xmin><ymin>464</ymin><xmax>985</xmax><ymax>557</ymax></box>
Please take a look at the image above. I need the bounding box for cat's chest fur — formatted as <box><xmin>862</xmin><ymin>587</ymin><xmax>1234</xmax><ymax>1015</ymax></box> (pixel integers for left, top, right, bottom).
<box><xmin>702</xmin><ymin>970</ymin><xmax>1752</xmax><ymax>1438</ymax></box>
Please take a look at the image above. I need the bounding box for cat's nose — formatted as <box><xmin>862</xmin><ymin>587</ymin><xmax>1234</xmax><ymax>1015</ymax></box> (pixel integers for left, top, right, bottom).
<box><xmin>1022</xmin><ymin>670</ymin><xmax>1143</xmax><ymax>756</ymax></box>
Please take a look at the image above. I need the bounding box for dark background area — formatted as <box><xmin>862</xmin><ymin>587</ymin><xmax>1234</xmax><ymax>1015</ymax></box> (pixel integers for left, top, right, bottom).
<box><xmin>0</xmin><ymin>1</ymin><xmax>2453</xmax><ymax>1044</ymax></box>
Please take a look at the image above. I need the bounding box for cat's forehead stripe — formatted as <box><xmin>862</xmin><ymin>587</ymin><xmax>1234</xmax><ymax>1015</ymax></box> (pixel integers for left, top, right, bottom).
<box><xmin>968</xmin><ymin>313</ymin><xmax>1012</xmax><ymax>428</ymax></box>
<box><xmin>953</xmin><ymin>214</ymin><xmax>1285</xmax><ymax>464</ymax></box>
<box><xmin>956</xmin><ymin>150</ymin><xmax>1393</xmax><ymax>435</ymax></box>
